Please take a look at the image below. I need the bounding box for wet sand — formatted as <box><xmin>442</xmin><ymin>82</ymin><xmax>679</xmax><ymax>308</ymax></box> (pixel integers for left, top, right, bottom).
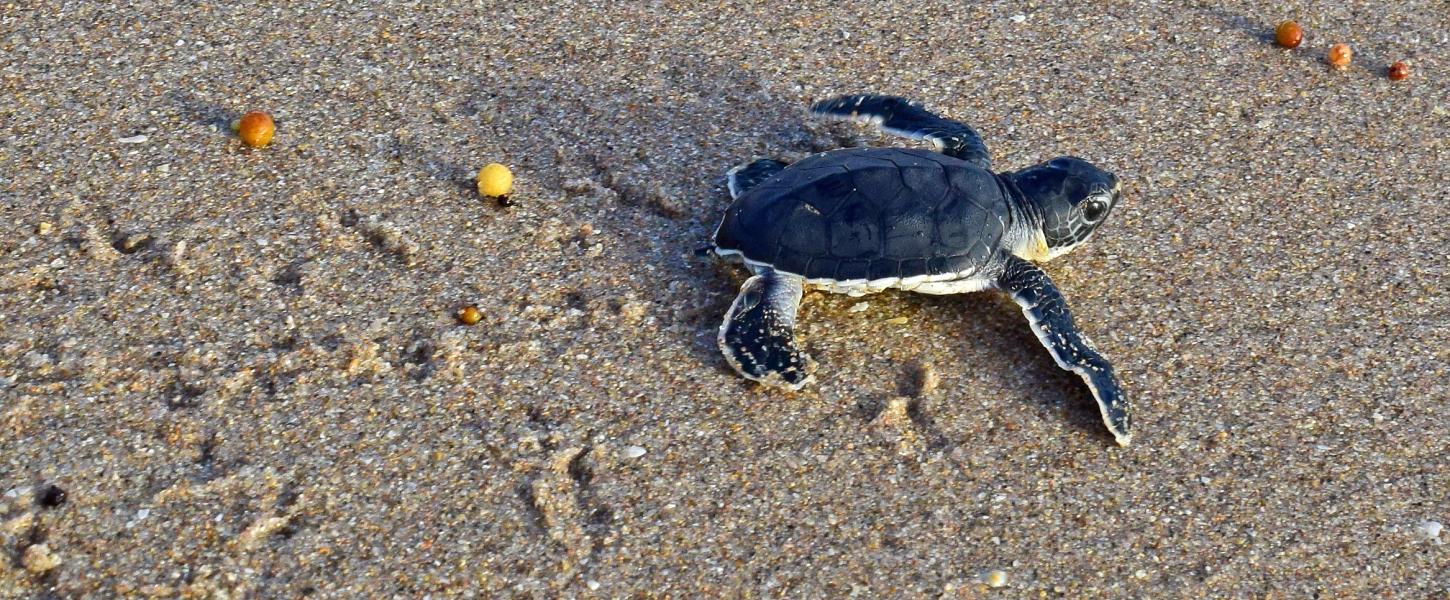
<box><xmin>1</xmin><ymin>1</ymin><xmax>1446</xmax><ymax>597</ymax></box>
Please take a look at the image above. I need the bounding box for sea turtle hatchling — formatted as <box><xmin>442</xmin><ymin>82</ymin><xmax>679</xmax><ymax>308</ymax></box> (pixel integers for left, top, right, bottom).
<box><xmin>712</xmin><ymin>95</ymin><xmax>1131</xmax><ymax>445</ymax></box>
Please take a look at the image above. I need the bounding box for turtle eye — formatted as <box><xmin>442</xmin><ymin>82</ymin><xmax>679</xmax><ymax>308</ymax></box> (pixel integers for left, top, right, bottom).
<box><xmin>1082</xmin><ymin>198</ymin><xmax>1109</xmax><ymax>222</ymax></box>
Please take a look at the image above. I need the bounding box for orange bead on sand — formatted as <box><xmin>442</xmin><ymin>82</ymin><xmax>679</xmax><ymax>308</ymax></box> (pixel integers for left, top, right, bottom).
<box><xmin>1274</xmin><ymin>21</ymin><xmax>1303</xmax><ymax>49</ymax></box>
<box><xmin>1387</xmin><ymin>61</ymin><xmax>1410</xmax><ymax>81</ymax></box>
<box><xmin>1327</xmin><ymin>43</ymin><xmax>1353</xmax><ymax>69</ymax></box>
<box><xmin>236</xmin><ymin>111</ymin><xmax>275</xmax><ymax>147</ymax></box>
<box><xmin>456</xmin><ymin>305</ymin><xmax>483</xmax><ymax>326</ymax></box>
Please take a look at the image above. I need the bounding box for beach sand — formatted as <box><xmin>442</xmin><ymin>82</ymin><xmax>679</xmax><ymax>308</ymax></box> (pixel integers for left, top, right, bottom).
<box><xmin>1</xmin><ymin>1</ymin><xmax>1446</xmax><ymax>596</ymax></box>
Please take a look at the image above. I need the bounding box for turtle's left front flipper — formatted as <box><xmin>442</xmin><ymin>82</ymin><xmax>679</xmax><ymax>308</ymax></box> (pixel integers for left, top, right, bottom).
<box><xmin>718</xmin><ymin>269</ymin><xmax>816</xmax><ymax>390</ymax></box>
<box><xmin>995</xmin><ymin>256</ymin><xmax>1131</xmax><ymax>446</ymax></box>
<box><xmin>810</xmin><ymin>94</ymin><xmax>992</xmax><ymax>170</ymax></box>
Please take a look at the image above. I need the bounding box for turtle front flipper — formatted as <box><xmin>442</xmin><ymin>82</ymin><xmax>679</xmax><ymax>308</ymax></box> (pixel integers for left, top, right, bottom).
<box><xmin>810</xmin><ymin>94</ymin><xmax>992</xmax><ymax>170</ymax></box>
<box><xmin>727</xmin><ymin>158</ymin><xmax>790</xmax><ymax>199</ymax></box>
<box><xmin>718</xmin><ymin>269</ymin><xmax>816</xmax><ymax>390</ymax></box>
<box><xmin>995</xmin><ymin>256</ymin><xmax>1131</xmax><ymax>446</ymax></box>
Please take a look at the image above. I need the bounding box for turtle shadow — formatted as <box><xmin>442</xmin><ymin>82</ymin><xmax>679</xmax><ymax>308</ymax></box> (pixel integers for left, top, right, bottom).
<box><xmin>453</xmin><ymin>53</ymin><xmax>803</xmax><ymax>223</ymax></box>
<box><xmin>688</xmin><ymin>259</ymin><xmax>753</xmax><ymax>380</ymax></box>
<box><xmin>921</xmin><ymin>291</ymin><xmax>1111</xmax><ymax>444</ymax></box>
<box><xmin>448</xmin><ymin>57</ymin><xmax>814</xmax><ymax>381</ymax></box>
<box><xmin>713</xmin><ymin>284</ymin><xmax>1110</xmax><ymax>445</ymax></box>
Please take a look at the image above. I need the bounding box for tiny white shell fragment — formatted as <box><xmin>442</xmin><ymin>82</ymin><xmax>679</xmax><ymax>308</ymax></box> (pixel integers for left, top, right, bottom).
<box><xmin>118</xmin><ymin>134</ymin><xmax>149</xmax><ymax>144</ymax></box>
<box><xmin>623</xmin><ymin>445</ymin><xmax>646</xmax><ymax>459</ymax></box>
<box><xmin>1418</xmin><ymin>520</ymin><xmax>1443</xmax><ymax>542</ymax></box>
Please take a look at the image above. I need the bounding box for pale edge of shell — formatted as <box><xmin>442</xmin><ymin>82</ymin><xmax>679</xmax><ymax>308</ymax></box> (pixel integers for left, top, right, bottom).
<box><xmin>714</xmin><ymin>248</ymin><xmax>994</xmax><ymax>297</ymax></box>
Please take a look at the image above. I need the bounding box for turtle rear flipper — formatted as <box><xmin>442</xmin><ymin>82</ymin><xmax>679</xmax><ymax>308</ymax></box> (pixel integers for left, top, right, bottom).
<box><xmin>811</xmin><ymin>94</ymin><xmax>992</xmax><ymax>171</ymax></box>
<box><xmin>727</xmin><ymin>158</ymin><xmax>790</xmax><ymax>199</ymax></box>
<box><xmin>718</xmin><ymin>269</ymin><xmax>815</xmax><ymax>389</ymax></box>
<box><xmin>996</xmin><ymin>256</ymin><xmax>1131</xmax><ymax>446</ymax></box>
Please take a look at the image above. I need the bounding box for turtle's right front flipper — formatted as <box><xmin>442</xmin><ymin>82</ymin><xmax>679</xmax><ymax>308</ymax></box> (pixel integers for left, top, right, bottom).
<box><xmin>718</xmin><ymin>269</ymin><xmax>816</xmax><ymax>390</ymax></box>
<box><xmin>996</xmin><ymin>256</ymin><xmax>1131</xmax><ymax>446</ymax></box>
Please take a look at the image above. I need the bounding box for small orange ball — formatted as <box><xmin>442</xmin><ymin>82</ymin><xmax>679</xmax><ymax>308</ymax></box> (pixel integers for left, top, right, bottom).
<box><xmin>236</xmin><ymin>111</ymin><xmax>275</xmax><ymax>147</ymax></box>
<box><xmin>1274</xmin><ymin>21</ymin><xmax>1303</xmax><ymax>49</ymax></box>
<box><xmin>1327</xmin><ymin>43</ymin><xmax>1353</xmax><ymax>69</ymax></box>
<box><xmin>456</xmin><ymin>305</ymin><xmax>483</xmax><ymax>326</ymax></box>
<box><xmin>1387</xmin><ymin>61</ymin><xmax>1410</xmax><ymax>81</ymax></box>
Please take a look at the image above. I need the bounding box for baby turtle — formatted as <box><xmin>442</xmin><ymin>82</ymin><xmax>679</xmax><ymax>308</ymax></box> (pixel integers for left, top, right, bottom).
<box><xmin>712</xmin><ymin>95</ymin><xmax>1130</xmax><ymax>445</ymax></box>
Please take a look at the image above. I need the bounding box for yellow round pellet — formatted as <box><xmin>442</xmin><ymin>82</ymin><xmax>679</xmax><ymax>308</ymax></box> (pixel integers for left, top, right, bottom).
<box><xmin>477</xmin><ymin>163</ymin><xmax>514</xmax><ymax>199</ymax></box>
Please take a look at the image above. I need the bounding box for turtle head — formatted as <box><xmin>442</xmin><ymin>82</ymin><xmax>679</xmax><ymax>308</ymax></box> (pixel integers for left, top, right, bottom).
<box><xmin>1008</xmin><ymin>156</ymin><xmax>1121</xmax><ymax>260</ymax></box>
